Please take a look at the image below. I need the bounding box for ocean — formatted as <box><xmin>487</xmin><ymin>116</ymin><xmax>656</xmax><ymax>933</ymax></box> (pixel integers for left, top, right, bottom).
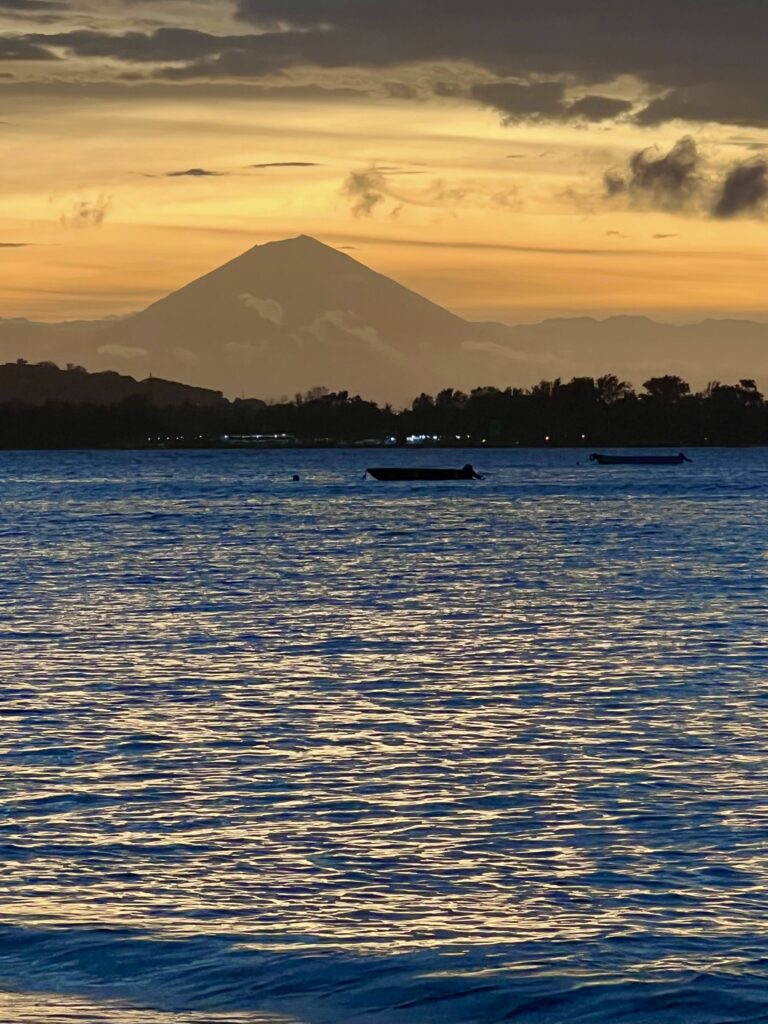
<box><xmin>3</xmin><ymin>447</ymin><xmax>768</xmax><ymax>1024</ymax></box>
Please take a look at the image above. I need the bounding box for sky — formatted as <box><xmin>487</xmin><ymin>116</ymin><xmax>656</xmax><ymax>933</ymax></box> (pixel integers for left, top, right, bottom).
<box><xmin>3</xmin><ymin>0</ymin><xmax>768</xmax><ymax>324</ymax></box>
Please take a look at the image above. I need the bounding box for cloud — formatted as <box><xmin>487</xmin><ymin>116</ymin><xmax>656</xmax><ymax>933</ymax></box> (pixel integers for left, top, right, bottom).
<box><xmin>604</xmin><ymin>136</ymin><xmax>703</xmax><ymax>212</ymax></box>
<box><xmin>0</xmin><ymin>0</ymin><xmax>67</xmax><ymax>17</ymax></box>
<box><xmin>301</xmin><ymin>309</ymin><xmax>404</xmax><ymax>363</ymax></box>
<box><xmin>0</xmin><ymin>241</ymin><xmax>31</xmax><ymax>247</ymax></box>
<box><xmin>12</xmin><ymin>4</ymin><xmax>768</xmax><ymax>130</ymax></box>
<box><xmin>470</xmin><ymin>81</ymin><xmax>567</xmax><ymax>122</ymax></box>
<box><xmin>250</xmin><ymin>161</ymin><xmax>321</xmax><ymax>168</ymax></box>
<box><xmin>713</xmin><ymin>160</ymin><xmax>768</xmax><ymax>219</ymax></box>
<box><xmin>343</xmin><ymin>167</ymin><xmax>388</xmax><ymax>217</ymax></box>
<box><xmin>97</xmin><ymin>344</ymin><xmax>148</xmax><ymax>360</ymax></box>
<box><xmin>634</xmin><ymin>83</ymin><xmax>768</xmax><ymax>130</ymax></box>
<box><xmin>0</xmin><ymin>0</ymin><xmax>65</xmax><ymax>8</ymax></box>
<box><xmin>472</xmin><ymin>81</ymin><xmax>633</xmax><ymax>124</ymax></box>
<box><xmin>60</xmin><ymin>195</ymin><xmax>111</xmax><ymax>228</ymax></box>
<box><xmin>566</xmin><ymin>95</ymin><xmax>633</xmax><ymax>122</ymax></box>
<box><xmin>165</xmin><ymin>167</ymin><xmax>222</xmax><ymax>177</ymax></box>
<box><xmin>0</xmin><ymin>36</ymin><xmax>59</xmax><ymax>59</ymax></box>
<box><xmin>239</xmin><ymin>293</ymin><xmax>284</xmax><ymax>326</ymax></box>
<box><xmin>602</xmin><ymin>137</ymin><xmax>768</xmax><ymax>220</ymax></box>
<box><xmin>342</xmin><ymin>165</ymin><xmax>470</xmax><ymax>218</ymax></box>
<box><xmin>23</xmin><ymin>28</ymin><xmax>238</xmax><ymax>63</ymax></box>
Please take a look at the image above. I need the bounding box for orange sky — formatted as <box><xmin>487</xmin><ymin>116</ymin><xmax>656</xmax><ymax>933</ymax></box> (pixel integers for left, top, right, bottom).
<box><xmin>3</xmin><ymin>2</ymin><xmax>768</xmax><ymax>325</ymax></box>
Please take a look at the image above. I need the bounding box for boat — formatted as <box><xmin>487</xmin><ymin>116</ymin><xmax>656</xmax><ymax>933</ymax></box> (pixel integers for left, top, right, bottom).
<box><xmin>589</xmin><ymin>452</ymin><xmax>691</xmax><ymax>466</ymax></box>
<box><xmin>367</xmin><ymin>464</ymin><xmax>483</xmax><ymax>481</ymax></box>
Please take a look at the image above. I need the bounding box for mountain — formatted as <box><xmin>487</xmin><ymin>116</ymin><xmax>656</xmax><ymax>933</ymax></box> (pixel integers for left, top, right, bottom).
<box><xmin>2</xmin><ymin>235</ymin><xmax>768</xmax><ymax>402</ymax></box>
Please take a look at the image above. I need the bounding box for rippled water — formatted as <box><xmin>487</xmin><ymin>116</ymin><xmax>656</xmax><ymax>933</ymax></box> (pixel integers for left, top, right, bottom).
<box><xmin>3</xmin><ymin>448</ymin><xmax>768</xmax><ymax>1023</ymax></box>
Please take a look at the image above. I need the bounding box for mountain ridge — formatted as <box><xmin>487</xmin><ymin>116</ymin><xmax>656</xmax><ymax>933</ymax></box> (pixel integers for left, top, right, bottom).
<box><xmin>2</xmin><ymin>236</ymin><xmax>768</xmax><ymax>401</ymax></box>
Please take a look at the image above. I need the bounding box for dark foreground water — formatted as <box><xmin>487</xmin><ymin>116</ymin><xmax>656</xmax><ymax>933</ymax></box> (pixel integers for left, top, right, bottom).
<box><xmin>2</xmin><ymin>448</ymin><xmax>768</xmax><ymax>1024</ymax></box>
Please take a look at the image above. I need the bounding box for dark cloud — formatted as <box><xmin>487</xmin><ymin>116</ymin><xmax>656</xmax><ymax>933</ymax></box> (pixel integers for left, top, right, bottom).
<box><xmin>343</xmin><ymin>167</ymin><xmax>387</xmax><ymax>217</ymax></box>
<box><xmin>165</xmin><ymin>167</ymin><xmax>222</xmax><ymax>176</ymax></box>
<box><xmin>653</xmin><ymin>233</ymin><xmax>679</xmax><ymax>238</ymax></box>
<box><xmin>250</xmin><ymin>161</ymin><xmax>321</xmax><ymax>168</ymax></box>
<box><xmin>565</xmin><ymin>95</ymin><xmax>633</xmax><ymax>122</ymax></box>
<box><xmin>0</xmin><ymin>0</ymin><xmax>66</xmax><ymax>10</ymax></box>
<box><xmin>24</xmin><ymin>28</ymin><xmax>241</xmax><ymax>62</ymax></box>
<box><xmin>0</xmin><ymin>0</ymin><xmax>63</xmax><ymax>7</ymax></box>
<box><xmin>0</xmin><ymin>37</ymin><xmax>58</xmax><ymax>59</ymax></box>
<box><xmin>603</xmin><ymin>137</ymin><xmax>768</xmax><ymax>220</ymax></box>
<box><xmin>713</xmin><ymin>160</ymin><xmax>768</xmax><ymax>219</ymax></box>
<box><xmin>432</xmin><ymin>81</ymin><xmax>463</xmax><ymax>98</ymax></box>
<box><xmin>634</xmin><ymin>83</ymin><xmax>768</xmax><ymax>129</ymax></box>
<box><xmin>13</xmin><ymin>2</ymin><xmax>768</xmax><ymax>130</ymax></box>
<box><xmin>605</xmin><ymin>136</ymin><xmax>703</xmax><ymax>212</ymax></box>
<box><xmin>230</xmin><ymin>1</ymin><xmax>768</xmax><ymax>131</ymax></box>
<box><xmin>232</xmin><ymin>0</ymin><xmax>768</xmax><ymax>88</ymax></box>
<box><xmin>471</xmin><ymin>81</ymin><xmax>566</xmax><ymax>122</ymax></box>
<box><xmin>384</xmin><ymin>81</ymin><xmax>417</xmax><ymax>100</ymax></box>
<box><xmin>0</xmin><ymin>241</ymin><xmax>31</xmax><ymax>246</ymax></box>
<box><xmin>471</xmin><ymin>81</ymin><xmax>632</xmax><ymax>123</ymax></box>
<box><xmin>603</xmin><ymin>171</ymin><xmax>627</xmax><ymax>198</ymax></box>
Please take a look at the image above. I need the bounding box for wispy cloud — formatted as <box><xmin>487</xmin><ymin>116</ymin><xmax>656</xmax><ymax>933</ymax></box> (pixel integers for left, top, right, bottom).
<box><xmin>343</xmin><ymin>167</ymin><xmax>388</xmax><ymax>217</ymax></box>
<box><xmin>342</xmin><ymin>165</ymin><xmax>469</xmax><ymax>218</ymax></box>
<box><xmin>59</xmin><ymin>195</ymin><xmax>111</xmax><ymax>228</ymax></box>
<box><xmin>250</xmin><ymin>161</ymin><xmax>321</xmax><ymax>169</ymax></box>
<box><xmin>165</xmin><ymin>167</ymin><xmax>223</xmax><ymax>177</ymax></box>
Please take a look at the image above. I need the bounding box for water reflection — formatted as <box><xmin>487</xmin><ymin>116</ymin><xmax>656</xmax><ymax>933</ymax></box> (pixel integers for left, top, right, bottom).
<box><xmin>2</xmin><ymin>449</ymin><xmax>768</xmax><ymax>1022</ymax></box>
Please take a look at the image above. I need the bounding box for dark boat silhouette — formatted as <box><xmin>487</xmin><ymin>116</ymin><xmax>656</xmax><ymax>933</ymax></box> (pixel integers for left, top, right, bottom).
<box><xmin>590</xmin><ymin>452</ymin><xmax>691</xmax><ymax>466</ymax></box>
<box><xmin>367</xmin><ymin>464</ymin><xmax>483</xmax><ymax>481</ymax></box>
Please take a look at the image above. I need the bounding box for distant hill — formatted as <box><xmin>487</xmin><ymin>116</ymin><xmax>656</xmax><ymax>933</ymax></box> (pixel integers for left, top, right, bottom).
<box><xmin>0</xmin><ymin>360</ymin><xmax>224</xmax><ymax>407</ymax></box>
<box><xmin>2</xmin><ymin>236</ymin><xmax>768</xmax><ymax>402</ymax></box>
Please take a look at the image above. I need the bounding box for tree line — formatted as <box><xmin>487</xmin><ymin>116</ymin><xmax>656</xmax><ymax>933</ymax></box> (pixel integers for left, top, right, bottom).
<box><xmin>0</xmin><ymin>373</ymin><xmax>767</xmax><ymax>447</ymax></box>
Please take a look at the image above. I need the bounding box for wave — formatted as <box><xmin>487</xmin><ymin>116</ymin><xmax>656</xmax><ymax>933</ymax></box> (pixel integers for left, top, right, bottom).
<box><xmin>3</xmin><ymin>924</ymin><xmax>768</xmax><ymax>1023</ymax></box>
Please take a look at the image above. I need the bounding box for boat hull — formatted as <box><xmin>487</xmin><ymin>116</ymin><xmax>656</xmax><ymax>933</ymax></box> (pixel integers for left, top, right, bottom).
<box><xmin>589</xmin><ymin>453</ymin><xmax>691</xmax><ymax>465</ymax></box>
<box><xmin>367</xmin><ymin>467</ymin><xmax>482</xmax><ymax>481</ymax></box>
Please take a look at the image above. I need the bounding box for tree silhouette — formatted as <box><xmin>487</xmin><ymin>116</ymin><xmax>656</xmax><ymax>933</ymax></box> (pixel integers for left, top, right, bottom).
<box><xmin>0</xmin><ymin>360</ymin><xmax>766</xmax><ymax>448</ymax></box>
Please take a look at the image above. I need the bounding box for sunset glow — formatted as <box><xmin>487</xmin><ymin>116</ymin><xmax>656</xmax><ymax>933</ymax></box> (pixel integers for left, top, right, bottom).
<box><xmin>4</xmin><ymin>1</ymin><xmax>768</xmax><ymax>324</ymax></box>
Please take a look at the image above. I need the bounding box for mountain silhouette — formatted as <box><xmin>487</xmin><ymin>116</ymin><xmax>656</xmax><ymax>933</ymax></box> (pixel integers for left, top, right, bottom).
<box><xmin>0</xmin><ymin>360</ymin><xmax>223</xmax><ymax>406</ymax></box>
<box><xmin>2</xmin><ymin>235</ymin><xmax>768</xmax><ymax>401</ymax></box>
